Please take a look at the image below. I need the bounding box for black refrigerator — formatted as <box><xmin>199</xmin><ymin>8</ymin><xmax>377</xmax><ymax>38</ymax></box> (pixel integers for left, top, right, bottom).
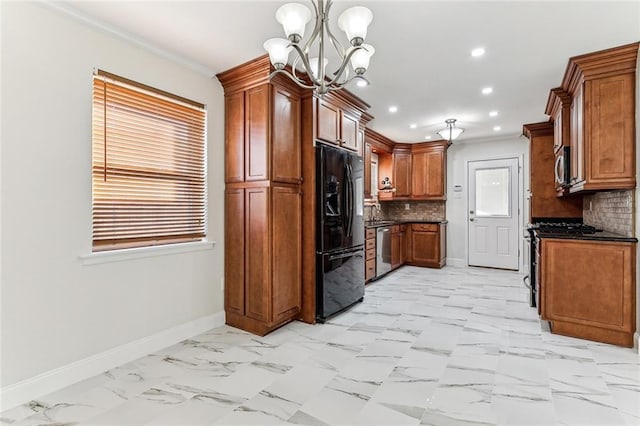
<box><xmin>316</xmin><ymin>143</ymin><xmax>365</xmax><ymax>322</ymax></box>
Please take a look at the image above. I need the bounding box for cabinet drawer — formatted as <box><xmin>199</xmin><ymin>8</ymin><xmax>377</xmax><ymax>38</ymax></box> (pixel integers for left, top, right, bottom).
<box><xmin>366</xmin><ymin>247</ymin><xmax>376</xmax><ymax>260</ymax></box>
<box><xmin>366</xmin><ymin>228</ymin><xmax>376</xmax><ymax>239</ymax></box>
<box><xmin>365</xmin><ymin>259</ymin><xmax>376</xmax><ymax>281</ymax></box>
<box><xmin>365</xmin><ymin>238</ymin><xmax>376</xmax><ymax>250</ymax></box>
<box><xmin>412</xmin><ymin>223</ymin><xmax>438</xmax><ymax>232</ymax></box>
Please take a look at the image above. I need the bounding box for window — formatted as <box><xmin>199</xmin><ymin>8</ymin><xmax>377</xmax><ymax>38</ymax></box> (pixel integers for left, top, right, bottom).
<box><xmin>92</xmin><ymin>70</ymin><xmax>206</xmax><ymax>252</ymax></box>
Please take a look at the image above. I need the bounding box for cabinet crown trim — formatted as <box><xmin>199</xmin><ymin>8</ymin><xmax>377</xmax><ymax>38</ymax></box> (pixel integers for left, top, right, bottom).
<box><xmin>544</xmin><ymin>87</ymin><xmax>572</xmax><ymax>117</ymax></box>
<box><xmin>561</xmin><ymin>42</ymin><xmax>639</xmax><ymax>95</ymax></box>
<box><xmin>523</xmin><ymin>121</ymin><xmax>553</xmax><ymax>139</ymax></box>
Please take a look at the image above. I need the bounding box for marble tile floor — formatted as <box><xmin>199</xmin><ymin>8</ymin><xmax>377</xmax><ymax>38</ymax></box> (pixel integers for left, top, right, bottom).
<box><xmin>2</xmin><ymin>266</ymin><xmax>639</xmax><ymax>425</ymax></box>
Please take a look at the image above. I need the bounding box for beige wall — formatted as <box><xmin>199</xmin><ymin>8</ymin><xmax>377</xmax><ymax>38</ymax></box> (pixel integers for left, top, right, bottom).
<box><xmin>1</xmin><ymin>2</ymin><xmax>225</xmax><ymax>387</ymax></box>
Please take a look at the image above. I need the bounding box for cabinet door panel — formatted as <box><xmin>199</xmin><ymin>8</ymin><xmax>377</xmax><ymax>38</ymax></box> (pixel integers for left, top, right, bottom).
<box><xmin>246</xmin><ymin>85</ymin><xmax>269</xmax><ymax>181</ymax></box>
<box><xmin>225</xmin><ymin>188</ymin><xmax>245</xmax><ymax>315</ymax></box>
<box><xmin>411</xmin><ymin>231</ymin><xmax>439</xmax><ymax>265</ymax></box>
<box><xmin>425</xmin><ymin>149</ymin><xmax>445</xmax><ymax>198</ymax></box>
<box><xmin>317</xmin><ymin>99</ymin><xmax>340</xmax><ymax>144</ymax></box>
<box><xmin>391</xmin><ymin>233</ymin><xmax>401</xmax><ymax>269</ymax></box>
<box><xmin>586</xmin><ymin>74</ymin><xmax>635</xmax><ymax>183</ymax></box>
<box><xmin>225</xmin><ymin>93</ymin><xmax>244</xmax><ymax>183</ymax></box>
<box><xmin>393</xmin><ymin>153</ymin><xmax>411</xmax><ymax>198</ymax></box>
<box><xmin>364</xmin><ymin>143</ymin><xmax>372</xmax><ymax>198</ymax></box>
<box><xmin>272</xmin><ymin>86</ymin><xmax>301</xmax><ymax>183</ymax></box>
<box><xmin>542</xmin><ymin>240</ymin><xmax>634</xmax><ymax>337</ymax></box>
<box><xmin>245</xmin><ymin>187</ymin><xmax>270</xmax><ymax>322</ymax></box>
<box><xmin>411</xmin><ymin>152</ymin><xmax>427</xmax><ymax>198</ymax></box>
<box><xmin>271</xmin><ymin>186</ymin><xmax>302</xmax><ymax>324</ymax></box>
<box><xmin>341</xmin><ymin>112</ymin><xmax>359</xmax><ymax>152</ymax></box>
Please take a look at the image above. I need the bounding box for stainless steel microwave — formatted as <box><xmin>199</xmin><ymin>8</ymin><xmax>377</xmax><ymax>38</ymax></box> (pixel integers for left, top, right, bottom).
<box><xmin>554</xmin><ymin>146</ymin><xmax>571</xmax><ymax>188</ymax></box>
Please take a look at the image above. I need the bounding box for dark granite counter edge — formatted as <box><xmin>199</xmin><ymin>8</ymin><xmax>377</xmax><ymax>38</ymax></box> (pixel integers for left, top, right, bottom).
<box><xmin>535</xmin><ymin>230</ymin><xmax>637</xmax><ymax>243</ymax></box>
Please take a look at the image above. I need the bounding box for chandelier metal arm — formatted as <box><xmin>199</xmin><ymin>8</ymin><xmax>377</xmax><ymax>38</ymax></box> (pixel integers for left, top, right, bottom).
<box><xmin>268</xmin><ymin>69</ymin><xmax>318</xmax><ymax>90</ymax></box>
<box><xmin>289</xmin><ymin>42</ymin><xmax>323</xmax><ymax>87</ymax></box>
<box><xmin>325</xmin><ymin>45</ymin><xmax>362</xmax><ymax>87</ymax></box>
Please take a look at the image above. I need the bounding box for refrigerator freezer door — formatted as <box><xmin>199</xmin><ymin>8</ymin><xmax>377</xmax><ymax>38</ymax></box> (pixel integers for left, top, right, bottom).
<box><xmin>316</xmin><ymin>248</ymin><xmax>365</xmax><ymax>320</ymax></box>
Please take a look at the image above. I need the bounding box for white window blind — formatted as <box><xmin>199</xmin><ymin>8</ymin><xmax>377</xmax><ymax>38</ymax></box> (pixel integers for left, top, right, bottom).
<box><xmin>92</xmin><ymin>70</ymin><xmax>206</xmax><ymax>251</ymax></box>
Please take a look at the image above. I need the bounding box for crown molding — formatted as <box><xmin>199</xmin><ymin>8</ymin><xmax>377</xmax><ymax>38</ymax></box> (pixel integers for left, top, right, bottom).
<box><xmin>40</xmin><ymin>1</ymin><xmax>216</xmax><ymax>78</ymax></box>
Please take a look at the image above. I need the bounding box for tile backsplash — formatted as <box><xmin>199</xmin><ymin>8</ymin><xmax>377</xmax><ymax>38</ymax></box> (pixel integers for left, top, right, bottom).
<box><xmin>583</xmin><ymin>190</ymin><xmax>634</xmax><ymax>236</ymax></box>
<box><xmin>380</xmin><ymin>200</ymin><xmax>446</xmax><ymax>221</ymax></box>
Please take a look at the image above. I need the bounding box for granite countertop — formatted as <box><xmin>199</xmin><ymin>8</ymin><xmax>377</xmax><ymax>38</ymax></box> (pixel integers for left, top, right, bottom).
<box><xmin>534</xmin><ymin>229</ymin><xmax>637</xmax><ymax>243</ymax></box>
<box><xmin>365</xmin><ymin>220</ymin><xmax>448</xmax><ymax>228</ymax></box>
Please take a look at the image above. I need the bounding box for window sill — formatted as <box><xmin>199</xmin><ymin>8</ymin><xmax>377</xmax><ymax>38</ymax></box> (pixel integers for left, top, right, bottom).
<box><xmin>79</xmin><ymin>240</ymin><xmax>216</xmax><ymax>265</ymax></box>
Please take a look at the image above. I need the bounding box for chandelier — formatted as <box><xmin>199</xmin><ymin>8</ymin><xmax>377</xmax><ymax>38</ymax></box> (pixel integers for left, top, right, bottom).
<box><xmin>263</xmin><ymin>0</ymin><xmax>375</xmax><ymax>95</ymax></box>
<box><xmin>437</xmin><ymin>119</ymin><xmax>464</xmax><ymax>145</ymax></box>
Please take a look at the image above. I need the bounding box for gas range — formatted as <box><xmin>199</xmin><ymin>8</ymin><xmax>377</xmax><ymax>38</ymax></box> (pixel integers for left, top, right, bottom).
<box><xmin>528</xmin><ymin>221</ymin><xmax>598</xmax><ymax>234</ymax></box>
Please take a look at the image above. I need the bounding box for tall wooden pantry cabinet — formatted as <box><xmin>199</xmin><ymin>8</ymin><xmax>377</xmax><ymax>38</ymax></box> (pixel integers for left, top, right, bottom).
<box><xmin>217</xmin><ymin>56</ymin><xmax>304</xmax><ymax>335</ymax></box>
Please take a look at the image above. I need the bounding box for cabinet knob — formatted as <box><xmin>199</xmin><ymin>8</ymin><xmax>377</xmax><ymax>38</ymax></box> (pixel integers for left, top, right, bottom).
<box><xmin>298</xmin><ymin>177</ymin><xmax>304</xmax><ymax>184</ymax></box>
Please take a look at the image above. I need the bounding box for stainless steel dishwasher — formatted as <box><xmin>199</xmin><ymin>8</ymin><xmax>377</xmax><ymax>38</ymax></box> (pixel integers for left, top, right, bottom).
<box><xmin>376</xmin><ymin>227</ymin><xmax>392</xmax><ymax>276</ymax></box>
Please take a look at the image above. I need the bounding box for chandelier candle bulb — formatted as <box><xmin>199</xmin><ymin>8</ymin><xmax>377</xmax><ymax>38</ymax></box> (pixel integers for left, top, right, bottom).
<box><xmin>350</xmin><ymin>44</ymin><xmax>375</xmax><ymax>74</ymax></box>
<box><xmin>338</xmin><ymin>6</ymin><xmax>373</xmax><ymax>46</ymax></box>
<box><xmin>275</xmin><ymin>3</ymin><xmax>312</xmax><ymax>43</ymax></box>
<box><xmin>263</xmin><ymin>38</ymin><xmax>292</xmax><ymax>69</ymax></box>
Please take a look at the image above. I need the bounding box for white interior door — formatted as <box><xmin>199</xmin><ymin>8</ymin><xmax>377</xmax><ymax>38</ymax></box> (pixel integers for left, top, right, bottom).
<box><xmin>468</xmin><ymin>158</ymin><xmax>519</xmax><ymax>270</ymax></box>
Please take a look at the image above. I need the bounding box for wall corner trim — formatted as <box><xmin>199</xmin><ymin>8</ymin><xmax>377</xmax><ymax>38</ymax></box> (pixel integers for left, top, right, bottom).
<box><xmin>0</xmin><ymin>311</ymin><xmax>226</xmax><ymax>411</ymax></box>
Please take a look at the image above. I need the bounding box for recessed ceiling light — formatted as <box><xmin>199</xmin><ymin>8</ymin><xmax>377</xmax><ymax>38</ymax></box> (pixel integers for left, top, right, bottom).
<box><xmin>410</xmin><ymin>123</ymin><xmax>417</xmax><ymax>129</ymax></box>
<box><xmin>471</xmin><ymin>47</ymin><xmax>485</xmax><ymax>57</ymax></box>
<box><xmin>356</xmin><ymin>79</ymin><xmax>368</xmax><ymax>88</ymax></box>
<box><xmin>482</xmin><ymin>87</ymin><xmax>493</xmax><ymax>95</ymax></box>
<box><xmin>388</xmin><ymin>106</ymin><xmax>398</xmax><ymax>113</ymax></box>
<box><xmin>425</xmin><ymin>135</ymin><xmax>432</xmax><ymax>140</ymax></box>
<box><xmin>489</xmin><ymin>111</ymin><xmax>498</xmax><ymax>117</ymax></box>
<box><xmin>493</xmin><ymin>126</ymin><xmax>501</xmax><ymax>131</ymax></box>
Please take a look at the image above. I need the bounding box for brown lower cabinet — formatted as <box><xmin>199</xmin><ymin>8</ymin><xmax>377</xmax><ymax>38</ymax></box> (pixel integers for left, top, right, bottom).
<box><xmin>540</xmin><ymin>238</ymin><xmax>636</xmax><ymax>347</ymax></box>
<box><xmin>365</xmin><ymin>228</ymin><xmax>376</xmax><ymax>282</ymax></box>
<box><xmin>391</xmin><ymin>224</ymin><xmax>406</xmax><ymax>269</ymax></box>
<box><xmin>406</xmin><ymin>223</ymin><xmax>446</xmax><ymax>268</ymax></box>
<box><xmin>225</xmin><ymin>184</ymin><xmax>302</xmax><ymax>336</ymax></box>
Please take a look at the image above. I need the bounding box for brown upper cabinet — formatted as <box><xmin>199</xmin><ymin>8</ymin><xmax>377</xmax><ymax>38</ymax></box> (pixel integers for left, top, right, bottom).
<box><xmin>223</xmin><ymin>80</ymin><xmax>301</xmax><ymax>185</ymax></box>
<box><xmin>411</xmin><ymin>141</ymin><xmax>447</xmax><ymax>200</ymax></box>
<box><xmin>316</xmin><ymin>95</ymin><xmax>366</xmax><ymax>155</ymax></box>
<box><xmin>363</xmin><ymin>128</ymin><xmax>448</xmax><ymax>201</ymax></box>
<box><xmin>560</xmin><ymin>42</ymin><xmax>638</xmax><ymax>193</ymax></box>
<box><xmin>523</xmin><ymin>122</ymin><xmax>582</xmax><ymax>220</ymax></box>
<box><xmin>392</xmin><ymin>145</ymin><xmax>412</xmax><ymax>199</ymax></box>
<box><xmin>364</xmin><ymin>142</ymin><xmax>372</xmax><ymax>198</ymax></box>
<box><xmin>378</xmin><ymin>140</ymin><xmax>448</xmax><ymax>201</ymax></box>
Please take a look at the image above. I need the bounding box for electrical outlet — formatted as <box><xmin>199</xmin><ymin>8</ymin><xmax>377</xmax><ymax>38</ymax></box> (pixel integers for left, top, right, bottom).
<box><xmin>404</xmin><ymin>203</ymin><xmax>410</xmax><ymax>211</ymax></box>
<box><xmin>589</xmin><ymin>201</ymin><xmax>593</xmax><ymax>211</ymax></box>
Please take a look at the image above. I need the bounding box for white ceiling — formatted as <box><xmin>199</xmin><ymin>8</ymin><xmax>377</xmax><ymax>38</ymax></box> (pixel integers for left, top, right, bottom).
<box><xmin>60</xmin><ymin>1</ymin><xmax>640</xmax><ymax>143</ymax></box>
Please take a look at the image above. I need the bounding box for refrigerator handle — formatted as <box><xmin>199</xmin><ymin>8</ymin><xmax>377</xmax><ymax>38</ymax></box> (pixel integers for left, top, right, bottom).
<box><xmin>345</xmin><ymin>163</ymin><xmax>354</xmax><ymax>238</ymax></box>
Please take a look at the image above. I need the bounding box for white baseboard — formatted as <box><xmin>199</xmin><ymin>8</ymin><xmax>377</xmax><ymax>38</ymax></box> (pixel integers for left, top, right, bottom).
<box><xmin>1</xmin><ymin>311</ymin><xmax>225</xmax><ymax>411</ymax></box>
<box><xmin>446</xmin><ymin>258</ymin><xmax>467</xmax><ymax>268</ymax></box>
